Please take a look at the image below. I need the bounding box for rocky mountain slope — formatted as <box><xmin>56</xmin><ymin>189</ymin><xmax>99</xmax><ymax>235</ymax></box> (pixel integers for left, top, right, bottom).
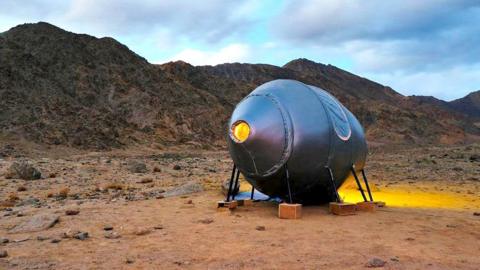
<box><xmin>449</xmin><ymin>91</ymin><xmax>480</xmax><ymax>118</ymax></box>
<box><xmin>0</xmin><ymin>22</ymin><xmax>228</xmax><ymax>149</ymax></box>
<box><xmin>412</xmin><ymin>91</ymin><xmax>480</xmax><ymax>119</ymax></box>
<box><xmin>0</xmin><ymin>22</ymin><xmax>479</xmax><ymax>150</ymax></box>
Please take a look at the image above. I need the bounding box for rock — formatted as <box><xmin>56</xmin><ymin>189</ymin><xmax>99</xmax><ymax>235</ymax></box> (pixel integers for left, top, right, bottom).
<box><xmin>128</xmin><ymin>160</ymin><xmax>147</xmax><ymax>173</ymax></box>
<box><xmin>104</xmin><ymin>231</ymin><xmax>121</xmax><ymax>239</ymax></box>
<box><xmin>173</xmin><ymin>164</ymin><xmax>181</xmax><ymax>170</ymax></box>
<box><xmin>255</xmin><ymin>226</ymin><xmax>266</xmax><ymax>231</ymax></box>
<box><xmin>13</xmin><ymin>237</ymin><xmax>29</xmax><ymax>243</ymax></box>
<box><xmin>0</xmin><ymin>250</ymin><xmax>8</xmax><ymax>258</ymax></box>
<box><xmin>65</xmin><ymin>209</ymin><xmax>80</xmax><ymax>216</ymax></box>
<box><xmin>198</xmin><ymin>218</ymin><xmax>214</xmax><ymax>224</ymax></box>
<box><xmin>19</xmin><ymin>197</ymin><xmax>41</xmax><ymax>207</ymax></box>
<box><xmin>365</xmin><ymin>258</ymin><xmax>386</xmax><ymax>268</ymax></box>
<box><xmin>469</xmin><ymin>154</ymin><xmax>480</xmax><ymax>162</ymax></box>
<box><xmin>134</xmin><ymin>227</ymin><xmax>152</xmax><ymax>236</ymax></box>
<box><xmin>163</xmin><ymin>182</ymin><xmax>203</xmax><ymax>198</ymax></box>
<box><xmin>50</xmin><ymin>238</ymin><xmax>61</xmax><ymax>243</ymax></box>
<box><xmin>73</xmin><ymin>232</ymin><xmax>89</xmax><ymax>240</ymax></box>
<box><xmin>186</xmin><ymin>199</ymin><xmax>193</xmax><ymax>204</ymax></box>
<box><xmin>138</xmin><ymin>177</ymin><xmax>153</xmax><ymax>184</ymax></box>
<box><xmin>6</xmin><ymin>160</ymin><xmax>42</xmax><ymax>180</ymax></box>
<box><xmin>103</xmin><ymin>225</ymin><xmax>113</xmax><ymax>231</ymax></box>
<box><xmin>9</xmin><ymin>214</ymin><xmax>59</xmax><ymax>233</ymax></box>
<box><xmin>37</xmin><ymin>235</ymin><xmax>50</xmax><ymax>241</ymax></box>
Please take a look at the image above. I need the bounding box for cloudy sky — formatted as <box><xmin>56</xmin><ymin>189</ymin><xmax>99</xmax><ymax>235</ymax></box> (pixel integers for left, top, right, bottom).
<box><xmin>1</xmin><ymin>0</ymin><xmax>479</xmax><ymax>101</ymax></box>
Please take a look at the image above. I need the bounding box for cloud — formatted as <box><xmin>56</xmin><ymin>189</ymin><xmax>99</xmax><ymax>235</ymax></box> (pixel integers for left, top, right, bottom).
<box><xmin>161</xmin><ymin>44</ymin><xmax>251</xmax><ymax>66</ymax></box>
<box><xmin>276</xmin><ymin>0</ymin><xmax>479</xmax><ymax>43</ymax></box>
<box><xmin>0</xmin><ymin>0</ymin><xmax>257</xmax><ymax>43</ymax></box>
<box><xmin>274</xmin><ymin>0</ymin><xmax>480</xmax><ymax>72</ymax></box>
<box><xmin>61</xmin><ymin>0</ymin><xmax>255</xmax><ymax>43</ymax></box>
<box><xmin>272</xmin><ymin>0</ymin><xmax>480</xmax><ymax>99</ymax></box>
<box><xmin>362</xmin><ymin>64</ymin><xmax>480</xmax><ymax>101</ymax></box>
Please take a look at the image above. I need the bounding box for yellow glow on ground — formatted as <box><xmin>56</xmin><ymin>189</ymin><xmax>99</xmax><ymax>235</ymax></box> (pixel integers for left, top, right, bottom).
<box><xmin>338</xmin><ymin>178</ymin><xmax>480</xmax><ymax>210</ymax></box>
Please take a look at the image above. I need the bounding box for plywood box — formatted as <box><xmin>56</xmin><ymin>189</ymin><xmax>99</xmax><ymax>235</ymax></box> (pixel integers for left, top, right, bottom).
<box><xmin>329</xmin><ymin>202</ymin><xmax>356</xmax><ymax>215</ymax></box>
<box><xmin>278</xmin><ymin>203</ymin><xmax>302</xmax><ymax>219</ymax></box>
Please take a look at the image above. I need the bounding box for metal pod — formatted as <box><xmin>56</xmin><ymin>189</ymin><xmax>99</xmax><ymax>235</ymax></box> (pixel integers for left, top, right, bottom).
<box><xmin>227</xmin><ymin>79</ymin><xmax>368</xmax><ymax>204</ymax></box>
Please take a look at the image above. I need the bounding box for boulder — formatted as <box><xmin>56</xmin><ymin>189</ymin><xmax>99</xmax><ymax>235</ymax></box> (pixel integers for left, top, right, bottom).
<box><xmin>164</xmin><ymin>182</ymin><xmax>203</xmax><ymax>197</ymax></box>
<box><xmin>6</xmin><ymin>160</ymin><xmax>41</xmax><ymax>180</ymax></box>
<box><xmin>127</xmin><ymin>160</ymin><xmax>148</xmax><ymax>173</ymax></box>
<box><xmin>9</xmin><ymin>214</ymin><xmax>59</xmax><ymax>234</ymax></box>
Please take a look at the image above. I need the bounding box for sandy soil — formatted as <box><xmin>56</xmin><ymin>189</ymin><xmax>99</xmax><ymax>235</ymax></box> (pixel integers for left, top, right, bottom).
<box><xmin>0</xmin><ymin>144</ymin><xmax>479</xmax><ymax>269</ymax></box>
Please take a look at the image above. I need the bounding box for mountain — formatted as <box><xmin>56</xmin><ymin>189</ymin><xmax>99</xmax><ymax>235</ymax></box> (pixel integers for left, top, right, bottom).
<box><xmin>0</xmin><ymin>22</ymin><xmax>478</xmax><ymax>150</ymax></box>
<box><xmin>0</xmin><ymin>22</ymin><xmax>229</xmax><ymax>149</ymax></box>
<box><xmin>449</xmin><ymin>91</ymin><xmax>480</xmax><ymax>118</ymax></box>
<box><xmin>411</xmin><ymin>91</ymin><xmax>480</xmax><ymax>120</ymax></box>
<box><xmin>182</xmin><ymin>59</ymin><xmax>478</xmax><ymax>145</ymax></box>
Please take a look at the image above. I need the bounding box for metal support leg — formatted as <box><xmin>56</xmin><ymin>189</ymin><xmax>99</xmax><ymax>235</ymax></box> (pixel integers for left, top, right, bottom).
<box><xmin>250</xmin><ymin>185</ymin><xmax>255</xmax><ymax>200</ymax></box>
<box><xmin>284</xmin><ymin>165</ymin><xmax>293</xmax><ymax>203</ymax></box>
<box><xmin>231</xmin><ymin>169</ymin><xmax>240</xmax><ymax>200</ymax></box>
<box><xmin>326</xmin><ymin>167</ymin><xmax>341</xmax><ymax>203</ymax></box>
<box><xmin>351</xmin><ymin>167</ymin><xmax>367</xmax><ymax>202</ymax></box>
<box><xmin>361</xmin><ymin>169</ymin><xmax>374</xmax><ymax>202</ymax></box>
<box><xmin>226</xmin><ymin>164</ymin><xmax>237</xmax><ymax>202</ymax></box>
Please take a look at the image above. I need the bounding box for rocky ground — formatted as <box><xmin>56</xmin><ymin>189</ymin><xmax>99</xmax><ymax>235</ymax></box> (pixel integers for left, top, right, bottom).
<box><xmin>0</xmin><ymin>144</ymin><xmax>479</xmax><ymax>269</ymax></box>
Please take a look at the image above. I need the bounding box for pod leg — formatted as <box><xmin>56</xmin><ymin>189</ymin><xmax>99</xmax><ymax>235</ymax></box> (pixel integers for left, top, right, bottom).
<box><xmin>361</xmin><ymin>169</ymin><xmax>374</xmax><ymax>202</ymax></box>
<box><xmin>226</xmin><ymin>164</ymin><xmax>237</xmax><ymax>202</ymax></box>
<box><xmin>250</xmin><ymin>185</ymin><xmax>255</xmax><ymax>200</ymax></box>
<box><xmin>351</xmin><ymin>167</ymin><xmax>367</xmax><ymax>202</ymax></box>
<box><xmin>284</xmin><ymin>165</ymin><xmax>293</xmax><ymax>203</ymax></box>
<box><xmin>231</xmin><ymin>169</ymin><xmax>241</xmax><ymax>200</ymax></box>
<box><xmin>326</xmin><ymin>167</ymin><xmax>341</xmax><ymax>203</ymax></box>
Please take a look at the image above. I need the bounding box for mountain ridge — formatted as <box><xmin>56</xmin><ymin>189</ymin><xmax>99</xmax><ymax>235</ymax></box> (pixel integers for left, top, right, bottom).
<box><xmin>0</xmin><ymin>22</ymin><xmax>479</xmax><ymax>150</ymax></box>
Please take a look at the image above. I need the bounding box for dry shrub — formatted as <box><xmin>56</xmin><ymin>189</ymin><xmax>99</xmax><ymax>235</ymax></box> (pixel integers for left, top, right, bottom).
<box><xmin>3</xmin><ymin>170</ymin><xmax>15</xmax><ymax>179</ymax></box>
<box><xmin>58</xmin><ymin>188</ymin><xmax>70</xmax><ymax>199</ymax></box>
<box><xmin>105</xmin><ymin>183</ymin><xmax>124</xmax><ymax>190</ymax></box>
<box><xmin>7</xmin><ymin>193</ymin><xmax>19</xmax><ymax>202</ymax></box>
<box><xmin>0</xmin><ymin>194</ymin><xmax>19</xmax><ymax>207</ymax></box>
<box><xmin>17</xmin><ymin>185</ymin><xmax>27</xmax><ymax>192</ymax></box>
<box><xmin>139</xmin><ymin>177</ymin><xmax>153</xmax><ymax>184</ymax></box>
<box><xmin>0</xmin><ymin>201</ymin><xmax>15</xmax><ymax>207</ymax></box>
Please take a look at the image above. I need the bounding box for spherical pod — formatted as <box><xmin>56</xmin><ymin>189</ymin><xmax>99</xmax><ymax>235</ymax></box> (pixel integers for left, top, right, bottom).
<box><xmin>227</xmin><ymin>79</ymin><xmax>368</xmax><ymax>204</ymax></box>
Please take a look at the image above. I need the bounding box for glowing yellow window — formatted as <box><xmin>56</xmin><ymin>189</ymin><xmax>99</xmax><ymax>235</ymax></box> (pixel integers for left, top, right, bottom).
<box><xmin>231</xmin><ymin>121</ymin><xmax>250</xmax><ymax>143</ymax></box>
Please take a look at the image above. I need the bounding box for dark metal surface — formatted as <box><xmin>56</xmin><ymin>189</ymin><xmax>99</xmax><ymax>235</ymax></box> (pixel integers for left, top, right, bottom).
<box><xmin>362</xmin><ymin>169</ymin><xmax>374</xmax><ymax>202</ymax></box>
<box><xmin>227</xmin><ymin>79</ymin><xmax>368</xmax><ymax>204</ymax></box>
<box><xmin>351</xmin><ymin>167</ymin><xmax>367</xmax><ymax>202</ymax></box>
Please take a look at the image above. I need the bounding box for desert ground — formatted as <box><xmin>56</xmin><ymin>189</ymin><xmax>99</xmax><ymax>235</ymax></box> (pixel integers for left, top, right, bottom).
<box><xmin>0</xmin><ymin>143</ymin><xmax>479</xmax><ymax>270</ymax></box>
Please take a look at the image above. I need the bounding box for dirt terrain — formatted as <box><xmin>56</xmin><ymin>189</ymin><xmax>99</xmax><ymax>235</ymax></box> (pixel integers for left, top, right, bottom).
<box><xmin>0</xmin><ymin>144</ymin><xmax>479</xmax><ymax>269</ymax></box>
